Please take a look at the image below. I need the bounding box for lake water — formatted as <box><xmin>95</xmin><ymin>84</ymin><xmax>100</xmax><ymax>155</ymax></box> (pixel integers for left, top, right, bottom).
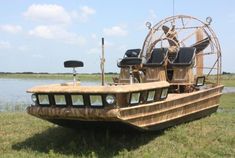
<box><xmin>0</xmin><ymin>78</ymin><xmax>234</xmax><ymax>112</ymax></box>
<box><xmin>0</xmin><ymin>78</ymin><xmax>99</xmax><ymax>112</ymax></box>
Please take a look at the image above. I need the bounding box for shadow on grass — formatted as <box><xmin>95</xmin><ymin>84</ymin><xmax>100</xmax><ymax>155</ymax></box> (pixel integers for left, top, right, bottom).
<box><xmin>12</xmin><ymin>127</ymin><xmax>162</xmax><ymax>157</ymax></box>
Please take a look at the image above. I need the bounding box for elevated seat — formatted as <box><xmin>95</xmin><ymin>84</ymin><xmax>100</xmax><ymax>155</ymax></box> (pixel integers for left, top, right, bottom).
<box><xmin>117</xmin><ymin>49</ymin><xmax>141</xmax><ymax>68</ymax></box>
<box><xmin>118</xmin><ymin>57</ymin><xmax>142</xmax><ymax>84</ymax></box>
<box><xmin>168</xmin><ymin>47</ymin><xmax>196</xmax><ymax>92</ymax></box>
<box><xmin>124</xmin><ymin>49</ymin><xmax>141</xmax><ymax>57</ymax></box>
<box><xmin>143</xmin><ymin>48</ymin><xmax>168</xmax><ymax>82</ymax></box>
<box><xmin>64</xmin><ymin>60</ymin><xmax>84</xmax><ymax>86</ymax></box>
<box><xmin>64</xmin><ymin>60</ymin><xmax>84</xmax><ymax>68</ymax></box>
<box><xmin>144</xmin><ymin>48</ymin><xmax>168</xmax><ymax>67</ymax></box>
<box><xmin>119</xmin><ymin>57</ymin><xmax>142</xmax><ymax>67</ymax></box>
<box><xmin>170</xmin><ymin>47</ymin><xmax>196</xmax><ymax>67</ymax></box>
<box><xmin>118</xmin><ymin>49</ymin><xmax>142</xmax><ymax>84</ymax></box>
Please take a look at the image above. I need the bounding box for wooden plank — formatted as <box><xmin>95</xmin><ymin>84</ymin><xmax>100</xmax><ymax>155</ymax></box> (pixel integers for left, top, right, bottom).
<box><xmin>196</xmin><ymin>28</ymin><xmax>204</xmax><ymax>76</ymax></box>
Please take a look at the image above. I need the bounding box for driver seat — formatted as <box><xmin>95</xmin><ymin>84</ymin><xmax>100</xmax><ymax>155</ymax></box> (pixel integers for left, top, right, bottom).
<box><xmin>169</xmin><ymin>47</ymin><xmax>196</xmax><ymax>84</ymax></box>
<box><xmin>118</xmin><ymin>49</ymin><xmax>141</xmax><ymax>84</ymax></box>
<box><xmin>143</xmin><ymin>48</ymin><xmax>168</xmax><ymax>82</ymax></box>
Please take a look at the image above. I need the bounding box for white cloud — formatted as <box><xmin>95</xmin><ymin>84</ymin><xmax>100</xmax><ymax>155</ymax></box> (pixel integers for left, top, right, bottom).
<box><xmin>0</xmin><ymin>41</ymin><xmax>11</xmax><ymax>49</ymax></box>
<box><xmin>79</xmin><ymin>6</ymin><xmax>96</xmax><ymax>22</ymax></box>
<box><xmin>29</xmin><ymin>25</ymin><xmax>86</xmax><ymax>45</ymax></box>
<box><xmin>103</xmin><ymin>26</ymin><xmax>128</xmax><ymax>37</ymax></box>
<box><xmin>23</xmin><ymin>4</ymin><xmax>96</xmax><ymax>24</ymax></box>
<box><xmin>23</xmin><ymin>4</ymin><xmax>72</xmax><ymax>25</ymax></box>
<box><xmin>0</xmin><ymin>24</ymin><xmax>22</xmax><ymax>34</ymax></box>
<box><xmin>72</xmin><ymin>6</ymin><xmax>96</xmax><ymax>22</ymax></box>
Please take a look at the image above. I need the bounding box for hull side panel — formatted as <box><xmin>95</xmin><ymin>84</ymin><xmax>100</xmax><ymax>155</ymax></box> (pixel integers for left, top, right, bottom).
<box><xmin>146</xmin><ymin>105</ymin><xmax>218</xmax><ymax>131</ymax></box>
<box><xmin>27</xmin><ymin>86</ymin><xmax>223</xmax><ymax>131</ymax></box>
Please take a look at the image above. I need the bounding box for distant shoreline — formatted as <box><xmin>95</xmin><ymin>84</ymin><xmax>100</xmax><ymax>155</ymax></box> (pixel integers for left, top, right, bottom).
<box><xmin>0</xmin><ymin>72</ymin><xmax>118</xmax><ymax>75</ymax></box>
<box><xmin>0</xmin><ymin>73</ymin><xmax>118</xmax><ymax>82</ymax></box>
<box><xmin>0</xmin><ymin>73</ymin><xmax>235</xmax><ymax>86</ymax></box>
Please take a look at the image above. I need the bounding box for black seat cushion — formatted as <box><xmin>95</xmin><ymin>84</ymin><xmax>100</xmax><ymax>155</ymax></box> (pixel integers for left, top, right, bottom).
<box><xmin>144</xmin><ymin>48</ymin><xmax>168</xmax><ymax>67</ymax></box>
<box><xmin>64</xmin><ymin>60</ymin><xmax>84</xmax><ymax>68</ymax></box>
<box><xmin>119</xmin><ymin>57</ymin><xmax>142</xmax><ymax>67</ymax></box>
<box><xmin>170</xmin><ymin>47</ymin><xmax>196</xmax><ymax>66</ymax></box>
<box><xmin>125</xmin><ymin>49</ymin><xmax>141</xmax><ymax>57</ymax></box>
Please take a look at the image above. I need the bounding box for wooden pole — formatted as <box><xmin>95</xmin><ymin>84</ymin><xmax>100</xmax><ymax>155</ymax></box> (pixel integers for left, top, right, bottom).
<box><xmin>101</xmin><ymin>38</ymin><xmax>105</xmax><ymax>86</ymax></box>
<box><xmin>196</xmin><ymin>29</ymin><xmax>204</xmax><ymax>76</ymax></box>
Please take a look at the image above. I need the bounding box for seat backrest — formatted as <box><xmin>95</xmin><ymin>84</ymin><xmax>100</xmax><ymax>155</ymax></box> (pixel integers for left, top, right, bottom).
<box><xmin>125</xmin><ymin>49</ymin><xmax>141</xmax><ymax>57</ymax></box>
<box><xmin>147</xmin><ymin>48</ymin><xmax>168</xmax><ymax>65</ymax></box>
<box><xmin>119</xmin><ymin>57</ymin><xmax>142</xmax><ymax>67</ymax></box>
<box><xmin>173</xmin><ymin>47</ymin><xmax>196</xmax><ymax>65</ymax></box>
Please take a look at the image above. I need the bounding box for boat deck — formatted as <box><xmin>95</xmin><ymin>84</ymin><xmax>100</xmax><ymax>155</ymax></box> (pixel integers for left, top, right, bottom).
<box><xmin>27</xmin><ymin>81</ymin><xmax>169</xmax><ymax>93</ymax></box>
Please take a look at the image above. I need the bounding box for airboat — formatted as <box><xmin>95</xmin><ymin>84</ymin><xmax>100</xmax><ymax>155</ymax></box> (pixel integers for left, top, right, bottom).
<box><xmin>27</xmin><ymin>15</ymin><xmax>223</xmax><ymax>131</ymax></box>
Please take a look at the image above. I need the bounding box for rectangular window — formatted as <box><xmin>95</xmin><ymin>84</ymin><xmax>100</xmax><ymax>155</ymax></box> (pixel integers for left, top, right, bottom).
<box><xmin>38</xmin><ymin>94</ymin><xmax>49</xmax><ymax>105</ymax></box>
<box><xmin>160</xmin><ymin>88</ymin><xmax>168</xmax><ymax>99</ymax></box>
<box><xmin>90</xmin><ymin>95</ymin><xmax>103</xmax><ymax>107</ymax></box>
<box><xmin>130</xmin><ymin>92</ymin><xmax>140</xmax><ymax>104</ymax></box>
<box><xmin>147</xmin><ymin>90</ymin><xmax>156</xmax><ymax>102</ymax></box>
<box><xmin>71</xmin><ymin>95</ymin><xmax>84</xmax><ymax>106</ymax></box>
<box><xmin>54</xmin><ymin>95</ymin><xmax>66</xmax><ymax>105</ymax></box>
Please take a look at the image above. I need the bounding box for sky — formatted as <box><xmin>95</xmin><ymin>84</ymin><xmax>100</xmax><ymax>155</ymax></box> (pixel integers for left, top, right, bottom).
<box><xmin>0</xmin><ymin>0</ymin><xmax>234</xmax><ymax>73</ymax></box>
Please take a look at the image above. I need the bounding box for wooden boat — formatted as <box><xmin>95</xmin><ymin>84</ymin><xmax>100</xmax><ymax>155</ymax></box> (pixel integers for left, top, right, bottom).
<box><xmin>27</xmin><ymin>15</ymin><xmax>223</xmax><ymax>131</ymax></box>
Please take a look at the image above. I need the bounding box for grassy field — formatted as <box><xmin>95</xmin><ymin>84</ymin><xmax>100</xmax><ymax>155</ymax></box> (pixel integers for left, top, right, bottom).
<box><xmin>221</xmin><ymin>75</ymin><xmax>235</xmax><ymax>87</ymax></box>
<box><xmin>0</xmin><ymin>93</ymin><xmax>234</xmax><ymax>158</ymax></box>
<box><xmin>0</xmin><ymin>73</ymin><xmax>117</xmax><ymax>82</ymax></box>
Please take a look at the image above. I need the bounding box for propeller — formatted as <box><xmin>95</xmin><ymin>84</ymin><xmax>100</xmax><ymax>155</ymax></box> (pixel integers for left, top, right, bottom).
<box><xmin>162</xmin><ymin>25</ymin><xmax>179</xmax><ymax>47</ymax></box>
<box><xmin>162</xmin><ymin>25</ymin><xmax>210</xmax><ymax>53</ymax></box>
<box><xmin>191</xmin><ymin>37</ymin><xmax>211</xmax><ymax>54</ymax></box>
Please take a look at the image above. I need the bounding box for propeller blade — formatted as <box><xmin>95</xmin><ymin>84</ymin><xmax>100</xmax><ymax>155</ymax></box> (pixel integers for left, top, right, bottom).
<box><xmin>162</xmin><ymin>25</ymin><xmax>179</xmax><ymax>47</ymax></box>
<box><xmin>191</xmin><ymin>37</ymin><xmax>210</xmax><ymax>53</ymax></box>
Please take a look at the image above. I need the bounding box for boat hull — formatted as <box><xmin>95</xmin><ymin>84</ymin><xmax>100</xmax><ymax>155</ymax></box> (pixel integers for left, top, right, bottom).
<box><xmin>40</xmin><ymin>105</ymin><xmax>218</xmax><ymax>132</ymax></box>
<box><xmin>27</xmin><ymin>85</ymin><xmax>223</xmax><ymax>131</ymax></box>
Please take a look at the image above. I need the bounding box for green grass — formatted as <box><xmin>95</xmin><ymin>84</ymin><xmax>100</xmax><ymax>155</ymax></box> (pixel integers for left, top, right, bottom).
<box><xmin>0</xmin><ymin>93</ymin><xmax>234</xmax><ymax>158</ymax></box>
<box><xmin>0</xmin><ymin>73</ymin><xmax>117</xmax><ymax>82</ymax></box>
<box><xmin>208</xmin><ymin>74</ymin><xmax>235</xmax><ymax>87</ymax></box>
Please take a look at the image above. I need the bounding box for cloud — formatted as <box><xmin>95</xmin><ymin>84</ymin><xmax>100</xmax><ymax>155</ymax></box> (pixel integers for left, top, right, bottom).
<box><xmin>0</xmin><ymin>24</ymin><xmax>22</xmax><ymax>34</ymax></box>
<box><xmin>0</xmin><ymin>41</ymin><xmax>11</xmax><ymax>49</ymax></box>
<box><xmin>29</xmin><ymin>25</ymin><xmax>86</xmax><ymax>45</ymax></box>
<box><xmin>79</xmin><ymin>6</ymin><xmax>96</xmax><ymax>22</ymax></box>
<box><xmin>103</xmin><ymin>26</ymin><xmax>128</xmax><ymax>37</ymax></box>
<box><xmin>23</xmin><ymin>4</ymin><xmax>72</xmax><ymax>25</ymax></box>
<box><xmin>23</xmin><ymin>4</ymin><xmax>96</xmax><ymax>24</ymax></box>
<box><xmin>71</xmin><ymin>6</ymin><xmax>96</xmax><ymax>22</ymax></box>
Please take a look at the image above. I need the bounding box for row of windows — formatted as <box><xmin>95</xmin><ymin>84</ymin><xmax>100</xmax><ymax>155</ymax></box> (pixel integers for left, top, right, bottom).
<box><xmin>32</xmin><ymin>94</ymin><xmax>115</xmax><ymax>107</ymax></box>
<box><xmin>31</xmin><ymin>87</ymin><xmax>169</xmax><ymax>107</ymax></box>
<box><xmin>129</xmin><ymin>87</ymin><xmax>168</xmax><ymax>105</ymax></box>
